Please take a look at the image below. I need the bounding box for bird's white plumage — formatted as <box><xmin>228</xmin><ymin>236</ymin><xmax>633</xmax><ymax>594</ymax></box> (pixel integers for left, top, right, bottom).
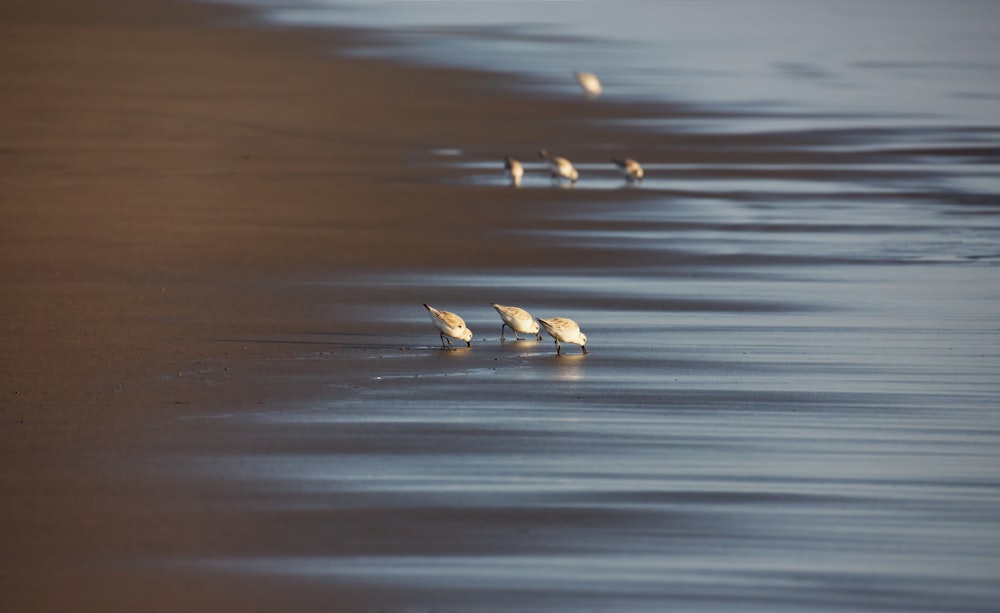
<box><xmin>492</xmin><ymin>303</ymin><xmax>541</xmax><ymax>340</ymax></box>
<box><xmin>504</xmin><ymin>156</ymin><xmax>524</xmax><ymax>187</ymax></box>
<box><xmin>537</xmin><ymin>316</ymin><xmax>588</xmax><ymax>355</ymax></box>
<box><xmin>423</xmin><ymin>303</ymin><xmax>473</xmax><ymax>347</ymax></box>
<box><xmin>538</xmin><ymin>149</ymin><xmax>579</xmax><ymax>183</ymax></box>
<box><xmin>574</xmin><ymin>71</ymin><xmax>602</xmax><ymax>97</ymax></box>
<box><xmin>612</xmin><ymin>157</ymin><xmax>644</xmax><ymax>182</ymax></box>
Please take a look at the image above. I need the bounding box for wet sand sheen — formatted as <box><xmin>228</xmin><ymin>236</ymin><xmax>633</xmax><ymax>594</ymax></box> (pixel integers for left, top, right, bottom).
<box><xmin>2</xmin><ymin>0</ymin><xmax>1000</xmax><ymax>612</ymax></box>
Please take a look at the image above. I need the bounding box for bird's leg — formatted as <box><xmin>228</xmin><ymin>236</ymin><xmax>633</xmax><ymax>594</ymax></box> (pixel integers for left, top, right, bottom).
<box><xmin>536</xmin><ymin>333</ymin><xmax>543</xmax><ymax>341</ymax></box>
<box><xmin>440</xmin><ymin>332</ymin><xmax>451</xmax><ymax>347</ymax></box>
<box><xmin>500</xmin><ymin>324</ymin><xmax>507</xmax><ymax>342</ymax></box>
<box><xmin>555</xmin><ymin>340</ymin><xmax>562</xmax><ymax>355</ymax></box>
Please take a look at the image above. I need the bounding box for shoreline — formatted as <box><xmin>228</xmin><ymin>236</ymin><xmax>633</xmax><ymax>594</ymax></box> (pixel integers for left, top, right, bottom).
<box><xmin>4</xmin><ymin>1</ymin><xmax>999</xmax><ymax>612</ymax></box>
<box><xmin>0</xmin><ymin>0</ymin><xmax>690</xmax><ymax>609</ymax></box>
<box><xmin>0</xmin><ymin>0</ymin><xmax>653</xmax><ymax>422</ymax></box>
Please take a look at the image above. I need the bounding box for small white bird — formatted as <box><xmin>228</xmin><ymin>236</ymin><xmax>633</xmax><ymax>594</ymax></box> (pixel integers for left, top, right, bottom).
<box><xmin>538</xmin><ymin>149</ymin><xmax>579</xmax><ymax>184</ymax></box>
<box><xmin>492</xmin><ymin>303</ymin><xmax>542</xmax><ymax>341</ymax></box>
<box><xmin>574</xmin><ymin>71</ymin><xmax>602</xmax><ymax>98</ymax></box>
<box><xmin>612</xmin><ymin>157</ymin><xmax>644</xmax><ymax>183</ymax></box>
<box><xmin>504</xmin><ymin>156</ymin><xmax>524</xmax><ymax>188</ymax></box>
<box><xmin>537</xmin><ymin>317</ymin><xmax>588</xmax><ymax>355</ymax></box>
<box><xmin>423</xmin><ymin>303</ymin><xmax>473</xmax><ymax>347</ymax></box>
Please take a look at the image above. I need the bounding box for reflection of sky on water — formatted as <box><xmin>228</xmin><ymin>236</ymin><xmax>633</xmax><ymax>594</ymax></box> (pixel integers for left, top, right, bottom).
<box><xmin>246</xmin><ymin>0</ymin><xmax>1000</xmax><ymax>128</ymax></box>
<box><xmin>178</xmin><ymin>3</ymin><xmax>1000</xmax><ymax>608</ymax></box>
<box><xmin>453</xmin><ymin>161</ymin><xmax>1000</xmax><ymax>193</ymax></box>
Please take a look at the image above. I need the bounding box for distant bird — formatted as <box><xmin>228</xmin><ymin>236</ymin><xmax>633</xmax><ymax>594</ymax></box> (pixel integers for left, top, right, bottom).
<box><xmin>503</xmin><ymin>156</ymin><xmax>524</xmax><ymax>188</ymax></box>
<box><xmin>537</xmin><ymin>317</ymin><xmax>588</xmax><ymax>355</ymax></box>
<box><xmin>612</xmin><ymin>157</ymin><xmax>644</xmax><ymax>183</ymax></box>
<box><xmin>492</xmin><ymin>303</ymin><xmax>542</xmax><ymax>341</ymax></box>
<box><xmin>574</xmin><ymin>71</ymin><xmax>602</xmax><ymax>98</ymax></box>
<box><xmin>538</xmin><ymin>149</ymin><xmax>579</xmax><ymax>184</ymax></box>
<box><xmin>423</xmin><ymin>303</ymin><xmax>473</xmax><ymax>347</ymax></box>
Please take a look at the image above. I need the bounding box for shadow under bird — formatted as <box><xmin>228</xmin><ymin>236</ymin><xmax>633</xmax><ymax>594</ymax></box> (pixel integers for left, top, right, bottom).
<box><xmin>423</xmin><ymin>303</ymin><xmax>473</xmax><ymax>347</ymax></box>
<box><xmin>537</xmin><ymin>317</ymin><xmax>588</xmax><ymax>355</ymax></box>
<box><xmin>503</xmin><ymin>156</ymin><xmax>524</xmax><ymax>187</ymax></box>
<box><xmin>492</xmin><ymin>303</ymin><xmax>542</xmax><ymax>341</ymax></box>
<box><xmin>612</xmin><ymin>157</ymin><xmax>644</xmax><ymax>183</ymax></box>
<box><xmin>538</xmin><ymin>149</ymin><xmax>579</xmax><ymax>184</ymax></box>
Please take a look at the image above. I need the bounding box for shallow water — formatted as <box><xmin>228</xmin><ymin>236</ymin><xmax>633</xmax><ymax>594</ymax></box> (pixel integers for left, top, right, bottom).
<box><xmin>168</xmin><ymin>185</ymin><xmax>1000</xmax><ymax>611</ymax></box>
<box><xmin>191</xmin><ymin>1</ymin><xmax>999</xmax><ymax>610</ymax></box>
<box><xmin>255</xmin><ymin>0</ymin><xmax>1000</xmax><ymax>127</ymax></box>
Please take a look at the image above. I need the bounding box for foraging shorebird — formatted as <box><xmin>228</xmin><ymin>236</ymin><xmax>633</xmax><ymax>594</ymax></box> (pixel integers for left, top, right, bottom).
<box><xmin>574</xmin><ymin>71</ymin><xmax>602</xmax><ymax>98</ymax></box>
<box><xmin>423</xmin><ymin>303</ymin><xmax>473</xmax><ymax>347</ymax></box>
<box><xmin>612</xmin><ymin>157</ymin><xmax>644</xmax><ymax>183</ymax></box>
<box><xmin>492</xmin><ymin>303</ymin><xmax>542</xmax><ymax>341</ymax></box>
<box><xmin>538</xmin><ymin>149</ymin><xmax>579</xmax><ymax>184</ymax></box>
<box><xmin>504</xmin><ymin>156</ymin><xmax>524</xmax><ymax>187</ymax></box>
<box><xmin>537</xmin><ymin>317</ymin><xmax>588</xmax><ymax>355</ymax></box>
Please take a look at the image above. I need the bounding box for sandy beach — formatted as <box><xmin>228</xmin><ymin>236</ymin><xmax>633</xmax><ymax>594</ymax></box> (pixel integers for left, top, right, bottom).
<box><xmin>4</xmin><ymin>1</ymin><xmax>999</xmax><ymax>611</ymax></box>
<box><xmin>0</xmin><ymin>0</ymin><xmax>659</xmax><ymax>609</ymax></box>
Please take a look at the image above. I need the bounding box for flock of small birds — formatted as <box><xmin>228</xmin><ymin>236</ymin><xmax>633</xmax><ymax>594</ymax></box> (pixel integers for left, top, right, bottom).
<box><xmin>505</xmin><ymin>150</ymin><xmax>644</xmax><ymax>188</ymax></box>
<box><xmin>503</xmin><ymin>72</ymin><xmax>644</xmax><ymax>188</ymax></box>
<box><xmin>427</xmin><ymin>71</ymin><xmax>629</xmax><ymax>355</ymax></box>
<box><xmin>423</xmin><ymin>303</ymin><xmax>588</xmax><ymax>355</ymax></box>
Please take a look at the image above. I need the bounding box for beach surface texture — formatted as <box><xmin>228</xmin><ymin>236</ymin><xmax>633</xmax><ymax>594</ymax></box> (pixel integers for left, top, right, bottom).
<box><xmin>3</xmin><ymin>1</ymin><xmax>999</xmax><ymax>612</ymax></box>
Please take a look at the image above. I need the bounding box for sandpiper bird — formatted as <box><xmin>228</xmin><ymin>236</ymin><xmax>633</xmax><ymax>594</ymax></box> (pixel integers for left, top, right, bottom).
<box><xmin>537</xmin><ymin>317</ymin><xmax>588</xmax><ymax>355</ymax></box>
<box><xmin>423</xmin><ymin>303</ymin><xmax>473</xmax><ymax>347</ymax></box>
<box><xmin>612</xmin><ymin>157</ymin><xmax>644</xmax><ymax>183</ymax></box>
<box><xmin>491</xmin><ymin>303</ymin><xmax>542</xmax><ymax>341</ymax></box>
<box><xmin>503</xmin><ymin>156</ymin><xmax>524</xmax><ymax>188</ymax></box>
<box><xmin>538</xmin><ymin>149</ymin><xmax>579</xmax><ymax>184</ymax></box>
<box><xmin>574</xmin><ymin>71</ymin><xmax>602</xmax><ymax>98</ymax></box>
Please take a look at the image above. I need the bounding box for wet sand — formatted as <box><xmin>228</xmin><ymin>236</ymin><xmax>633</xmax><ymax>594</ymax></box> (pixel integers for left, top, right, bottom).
<box><xmin>0</xmin><ymin>0</ymin><xmax>669</xmax><ymax>609</ymax></box>
<box><xmin>3</xmin><ymin>1</ymin><xmax>1000</xmax><ymax>612</ymax></box>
